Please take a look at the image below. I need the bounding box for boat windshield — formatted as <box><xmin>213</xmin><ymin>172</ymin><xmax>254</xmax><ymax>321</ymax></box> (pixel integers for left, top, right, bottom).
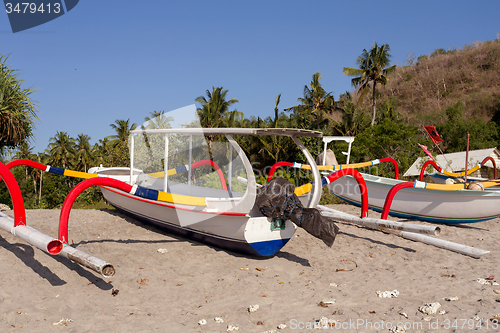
<box><xmin>130</xmin><ymin>131</ymin><xmax>248</xmax><ymax>197</ymax></box>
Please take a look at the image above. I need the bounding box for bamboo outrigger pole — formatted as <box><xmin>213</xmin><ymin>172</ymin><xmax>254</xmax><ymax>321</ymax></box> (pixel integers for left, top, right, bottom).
<box><xmin>318</xmin><ymin>205</ymin><xmax>489</xmax><ymax>259</ymax></box>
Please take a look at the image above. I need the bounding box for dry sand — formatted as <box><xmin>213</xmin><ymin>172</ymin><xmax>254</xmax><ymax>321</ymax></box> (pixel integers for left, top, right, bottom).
<box><xmin>0</xmin><ymin>205</ymin><xmax>499</xmax><ymax>333</ymax></box>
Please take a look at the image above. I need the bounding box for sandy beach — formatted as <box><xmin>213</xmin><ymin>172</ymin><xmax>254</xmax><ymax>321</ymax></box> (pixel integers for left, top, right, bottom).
<box><xmin>0</xmin><ymin>204</ymin><xmax>499</xmax><ymax>333</ymax></box>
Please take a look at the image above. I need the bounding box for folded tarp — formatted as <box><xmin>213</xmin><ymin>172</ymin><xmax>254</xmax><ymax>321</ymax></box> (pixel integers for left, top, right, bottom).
<box><xmin>255</xmin><ymin>177</ymin><xmax>339</xmax><ymax>247</ymax></box>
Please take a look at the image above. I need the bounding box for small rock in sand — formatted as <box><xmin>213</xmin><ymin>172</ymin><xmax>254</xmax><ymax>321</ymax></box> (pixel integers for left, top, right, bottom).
<box><xmin>418</xmin><ymin>302</ymin><xmax>441</xmax><ymax>315</ymax></box>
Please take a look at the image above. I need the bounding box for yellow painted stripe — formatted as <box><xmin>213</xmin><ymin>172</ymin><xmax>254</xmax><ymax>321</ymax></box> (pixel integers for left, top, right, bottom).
<box><xmin>148</xmin><ymin>169</ymin><xmax>182</xmax><ymax>177</ymax></box>
<box><xmin>306</xmin><ymin>161</ymin><xmax>373</xmax><ymax>171</ymax></box>
<box><xmin>425</xmin><ymin>180</ymin><xmax>500</xmax><ymax>191</ymax></box>
<box><xmin>295</xmin><ymin>183</ymin><xmax>312</xmax><ymax>196</ymax></box>
<box><xmin>157</xmin><ymin>191</ymin><xmax>207</xmax><ymax>206</ymax></box>
<box><xmin>64</xmin><ymin>170</ymin><xmax>98</xmax><ymax>179</ymax></box>
<box><xmin>442</xmin><ymin>165</ymin><xmax>480</xmax><ymax>178</ymax></box>
<box><xmin>480</xmin><ymin>181</ymin><xmax>500</xmax><ymax>189</ymax></box>
<box><xmin>423</xmin><ymin>183</ymin><xmax>467</xmax><ymax>191</ymax></box>
<box><xmin>148</xmin><ymin>171</ymin><xmax>165</xmax><ymax>178</ymax></box>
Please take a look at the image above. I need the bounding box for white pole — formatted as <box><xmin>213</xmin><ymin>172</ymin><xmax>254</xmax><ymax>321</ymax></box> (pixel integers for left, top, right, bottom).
<box><xmin>291</xmin><ymin>136</ymin><xmax>322</xmax><ymax>208</ymax></box>
<box><xmin>228</xmin><ymin>145</ymin><xmax>233</xmax><ymax>194</ymax></box>
<box><xmin>0</xmin><ymin>212</ymin><xmax>115</xmax><ymax>277</ymax></box>
<box><xmin>188</xmin><ymin>135</ymin><xmax>192</xmax><ymax>187</ymax></box>
<box><xmin>316</xmin><ymin>205</ymin><xmax>489</xmax><ymax>259</ymax></box>
<box><xmin>318</xmin><ymin>205</ymin><xmax>440</xmax><ymax>236</ymax></box>
<box><xmin>346</xmin><ymin>141</ymin><xmax>353</xmax><ymax>164</ymax></box>
<box><xmin>384</xmin><ymin>229</ymin><xmax>489</xmax><ymax>259</ymax></box>
<box><xmin>129</xmin><ymin>134</ymin><xmax>135</xmax><ymax>185</ymax></box>
<box><xmin>164</xmin><ymin>134</ymin><xmax>169</xmax><ymax>192</ymax></box>
<box><xmin>322</xmin><ymin>140</ymin><xmax>328</xmax><ymax>166</ymax></box>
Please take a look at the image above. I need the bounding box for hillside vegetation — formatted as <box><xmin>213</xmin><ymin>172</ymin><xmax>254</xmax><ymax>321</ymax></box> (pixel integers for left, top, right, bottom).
<box><xmin>381</xmin><ymin>40</ymin><xmax>500</xmax><ymax>124</ymax></box>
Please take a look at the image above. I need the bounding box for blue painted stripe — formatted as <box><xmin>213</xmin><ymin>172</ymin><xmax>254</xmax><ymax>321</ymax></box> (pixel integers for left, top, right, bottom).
<box><xmin>49</xmin><ymin>166</ymin><xmax>65</xmax><ymax>175</ymax></box>
<box><xmin>249</xmin><ymin>238</ymin><xmax>291</xmax><ymax>256</ymax></box>
<box><xmin>175</xmin><ymin>165</ymin><xmax>188</xmax><ymax>174</ymax></box>
<box><xmin>135</xmin><ymin>186</ymin><xmax>159</xmax><ymax>200</ymax></box>
<box><xmin>321</xmin><ymin>177</ymin><xmax>329</xmax><ymax>187</ymax></box>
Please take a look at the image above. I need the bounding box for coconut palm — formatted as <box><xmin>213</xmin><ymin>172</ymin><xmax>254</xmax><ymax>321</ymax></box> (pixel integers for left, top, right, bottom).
<box><xmin>47</xmin><ymin>131</ymin><xmax>75</xmax><ymax>168</ymax></box>
<box><xmin>332</xmin><ymin>92</ymin><xmax>370</xmax><ymax>136</ymax></box>
<box><xmin>195</xmin><ymin>87</ymin><xmax>239</xmax><ymax>157</ymax></box>
<box><xmin>343</xmin><ymin>42</ymin><xmax>396</xmax><ymax>126</ymax></box>
<box><xmin>35</xmin><ymin>152</ymin><xmax>49</xmax><ymax>205</ymax></box>
<box><xmin>285</xmin><ymin>72</ymin><xmax>337</xmax><ymax>129</ymax></box>
<box><xmin>195</xmin><ymin>87</ymin><xmax>239</xmax><ymax>129</ymax></box>
<box><xmin>75</xmin><ymin>134</ymin><xmax>92</xmax><ymax>172</ymax></box>
<box><xmin>258</xmin><ymin>94</ymin><xmax>296</xmax><ymax>163</ymax></box>
<box><xmin>107</xmin><ymin>119</ymin><xmax>137</xmax><ymax>147</ymax></box>
<box><xmin>14</xmin><ymin>141</ymin><xmax>34</xmax><ymax>181</ymax></box>
<box><xmin>0</xmin><ymin>54</ymin><xmax>38</xmax><ymax>153</ymax></box>
<box><xmin>143</xmin><ymin>110</ymin><xmax>174</xmax><ymax>130</ymax></box>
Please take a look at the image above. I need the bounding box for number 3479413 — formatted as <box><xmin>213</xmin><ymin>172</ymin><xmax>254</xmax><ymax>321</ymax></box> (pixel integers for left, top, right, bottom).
<box><xmin>5</xmin><ymin>3</ymin><xmax>61</xmax><ymax>14</ymax></box>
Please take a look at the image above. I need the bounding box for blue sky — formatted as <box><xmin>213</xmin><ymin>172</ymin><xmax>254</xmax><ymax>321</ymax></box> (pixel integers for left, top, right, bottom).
<box><xmin>1</xmin><ymin>1</ymin><xmax>499</xmax><ymax>153</ymax></box>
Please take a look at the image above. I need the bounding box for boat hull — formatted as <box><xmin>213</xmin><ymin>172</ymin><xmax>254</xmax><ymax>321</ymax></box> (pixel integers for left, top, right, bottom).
<box><xmin>328</xmin><ymin>173</ymin><xmax>500</xmax><ymax>224</ymax></box>
<box><xmin>101</xmin><ymin>186</ymin><xmax>296</xmax><ymax>256</ymax></box>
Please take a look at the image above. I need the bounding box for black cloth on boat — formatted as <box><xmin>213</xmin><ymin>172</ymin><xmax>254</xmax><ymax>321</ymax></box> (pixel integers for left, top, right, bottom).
<box><xmin>255</xmin><ymin>177</ymin><xmax>339</xmax><ymax>247</ymax></box>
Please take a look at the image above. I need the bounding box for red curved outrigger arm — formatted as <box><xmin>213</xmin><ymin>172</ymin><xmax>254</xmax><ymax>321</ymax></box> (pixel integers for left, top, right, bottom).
<box><xmin>58</xmin><ymin>178</ymin><xmax>133</xmax><ymax>244</ymax></box>
<box><xmin>419</xmin><ymin>160</ymin><xmax>441</xmax><ymax>181</ymax></box>
<box><xmin>325</xmin><ymin>168</ymin><xmax>369</xmax><ymax>218</ymax></box>
<box><xmin>481</xmin><ymin>156</ymin><xmax>497</xmax><ymax>179</ymax></box>
<box><xmin>419</xmin><ymin>157</ymin><xmax>497</xmax><ymax>181</ymax></box>
<box><xmin>381</xmin><ymin>182</ymin><xmax>414</xmax><ymax>220</ymax></box>
<box><xmin>0</xmin><ymin>161</ymin><xmax>27</xmax><ymax>227</ymax></box>
<box><xmin>266</xmin><ymin>162</ymin><xmax>294</xmax><ymax>182</ymax></box>
<box><xmin>190</xmin><ymin>159</ymin><xmax>227</xmax><ymax>191</ymax></box>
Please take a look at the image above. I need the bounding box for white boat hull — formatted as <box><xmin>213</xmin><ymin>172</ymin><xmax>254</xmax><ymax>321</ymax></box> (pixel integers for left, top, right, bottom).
<box><xmin>328</xmin><ymin>173</ymin><xmax>500</xmax><ymax>224</ymax></box>
<box><xmin>100</xmin><ymin>186</ymin><xmax>296</xmax><ymax>256</ymax></box>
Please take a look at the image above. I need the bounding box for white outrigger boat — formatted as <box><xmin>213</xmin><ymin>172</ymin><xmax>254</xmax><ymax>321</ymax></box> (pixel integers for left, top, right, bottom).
<box><xmin>328</xmin><ymin>173</ymin><xmax>500</xmax><ymax>224</ymax></box>
<box><xmin>269</xmin><ymin>136</ymin><xmax>500</xmax><ymax>224</ymax></box>
<box><xmin>89</xmin><ymin>128</ymin><xmax>327</xmax><ymax>256</ymax></box>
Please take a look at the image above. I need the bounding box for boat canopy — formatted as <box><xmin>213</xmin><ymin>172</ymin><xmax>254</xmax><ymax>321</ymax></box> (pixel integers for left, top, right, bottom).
<box><xmin>130</xmin><ymin>127</ymin><xmax>323</xmax><ymax>137</ymax></box>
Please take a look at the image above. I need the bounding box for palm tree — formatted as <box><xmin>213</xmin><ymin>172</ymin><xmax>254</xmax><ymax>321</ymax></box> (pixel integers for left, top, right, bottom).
<box><xmin>36</xmin><ymin>152</ymin><xmax>49</xmax><ymax>206</ymax></box>
<box><xmin>0</xmin><ymin>55</ymin><xmax>38</xmax><ymax>153</ymax></box>
<box><xmin>107</xmin><ymin>119</ymin><xmax>137</xmax><ymax>147</ymax></box>
<box><xmin>143</xmin><ymin>110</ymin><xmax>174</xmax><ymax>130</ymax></box>
<box><xmin>331</xmin><ymin>92</ymin><xmax>370</xmax><ymax>136</ymax></box>
<box><xmin>343</xmin><ymin>42</ymin><xmax>396</xmax><ymax>126</ymax></box>
<box><xmin>93</xmin><ymin>138</ymin><xmax>112</xmax><ymax>167</ymax></box>
<box><xmin>285</xmin><ymin>72</ymin><xmax>337</xmax><ymax>129</ymax></box>
<box><xmin>195</xmin><ymin>87</ymin><xmax>239</xmax><ymax>156</ymax></box>
<box><xmin>195</xmin><ymin>87</ymin><xmax>239</xmax><ymax>128</ymax></box>
<box><xmin>14</xmin><ymin>141</ymin><xmax>34</xmax><ymax>183</ymax></box>
<box><xmin>47</xmin><ymin>131</ymin><xmax>75</xmax><ymax>168</ymax></box>
<box><xmin>258</xmin><ymin>94</ymin><xmax>295</xmax><ymax>163</ymax></box>
<box><xmin>75</xmin><ymin>134</ymin><xmax>92</xmax><ymax>172</ymax></box>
